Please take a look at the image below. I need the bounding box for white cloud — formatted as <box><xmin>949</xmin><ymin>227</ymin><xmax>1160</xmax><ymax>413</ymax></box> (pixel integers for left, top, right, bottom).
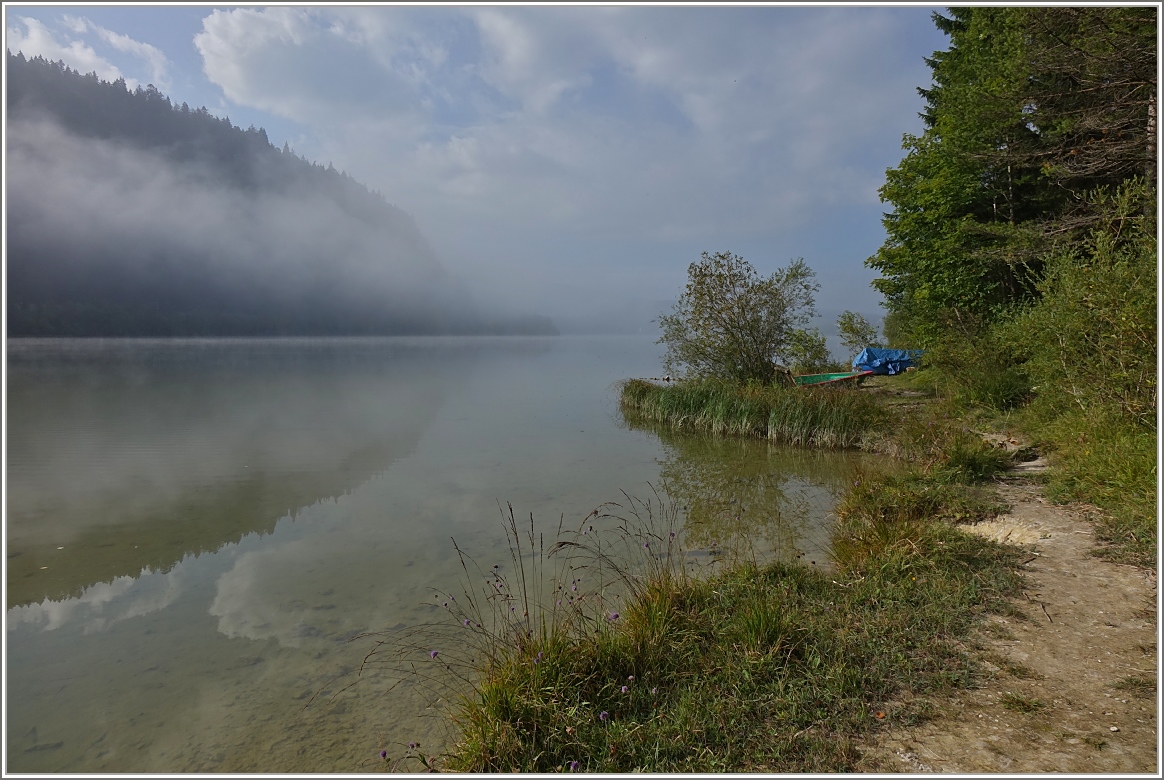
<box><xmin>71</xmin><ymin>16</ymin><xmax>171</xmax><ymax>88</ymax></box>
<box><xmin>187</xmin><ymin>6</ymin><xmax>940</xmax><ymax>323</ymax></box>
<box><xmin>193</xmin><ymin>7</ymin><xmax>926</xmax><ymax>226</ymax></box>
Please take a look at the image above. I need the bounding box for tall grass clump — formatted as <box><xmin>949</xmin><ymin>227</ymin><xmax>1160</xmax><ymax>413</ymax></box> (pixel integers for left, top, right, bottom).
<box><xmin>353</xmin><ymin>492</ymin><xmax>688</xmax><ymax>772</ymax></box>
<box><xmin>619</xmin><ymin>378</ymin><xmax>885</xmax><ymax>449</ymax></box>
<box><xmin>411</xmin><ymin>479</ymin><xmax>1024</xmax><ymax>773</ymax></box>
<box><xmin>1033</xmin><ymin>409</ymin><xmax>1156</xmax><ymax>567</ymax></box>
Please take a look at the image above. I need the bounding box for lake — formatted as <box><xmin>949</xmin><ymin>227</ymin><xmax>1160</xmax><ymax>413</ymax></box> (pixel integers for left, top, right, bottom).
<box><xmin>5</xmin><ymin>336</ymin><xmax>883</xmax><ymax>772</ymax></box>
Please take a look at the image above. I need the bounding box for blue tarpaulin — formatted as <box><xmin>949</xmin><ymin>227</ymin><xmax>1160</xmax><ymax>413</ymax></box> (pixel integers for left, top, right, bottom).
<box><xmin>852</xmin><ymin>348</ymin><xmax>923</xmax><ymax>376</ymax></box>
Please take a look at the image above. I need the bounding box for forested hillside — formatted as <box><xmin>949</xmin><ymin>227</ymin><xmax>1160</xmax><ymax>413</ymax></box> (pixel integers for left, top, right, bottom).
<box><xmin>5</xmin><ymin>51</ymin><xmax>556</xmax><ymax>336</ymax></box>
<box><xmin>868</xmin><ymin>7</ymin><xmax>1156</xmax><ymax>563</ymax></box>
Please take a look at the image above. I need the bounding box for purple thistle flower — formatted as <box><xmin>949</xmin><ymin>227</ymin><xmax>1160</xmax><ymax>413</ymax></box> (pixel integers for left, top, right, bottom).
<box><xmin>429</xmin><ymin>650</ymin><xmax>439</xmax><ymax>659</ymax></box>
<box><xmin>569</xmin><ymin>760</ymin><xmax>580</xmax><ymax>771</ymax></box>
<box><xmin>627</xmin><ymin>675</ymin><xmax>634</xmax><ymax>681</ymax></box>
<box><xmin>621</xmin><ymin>685</ymin><xmax>628</xmax><ymax>693</ymax></box>
<box><xmin>599</xmin><ymin>711</ymin><xmax>609</xmax><ymax>721</ymax></box>
<box><xmin>380</xmin><ymin>750</ymin><xmax>387</xmax><ymax>759</ymax></box>
<box><xmin>409</xmin><ymin>741</ymin><xmax>416</xmax><ymax>750</ymax></box>
<box><xmin>607</xmin><ymin>611</ymin><xmax>619</xmax><ymax>621</ymax></box>
<box><xmin>464</xmin><ymin>619</ymin><xmax>471</xmax><ymax>626</ymax></box>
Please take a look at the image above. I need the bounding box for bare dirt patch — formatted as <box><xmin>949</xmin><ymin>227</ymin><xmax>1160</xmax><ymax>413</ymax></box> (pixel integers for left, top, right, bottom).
<box><xmin>858</xmin><ymin>475</ymin><xmax>1158</xmax><ymax>773</ymax></box>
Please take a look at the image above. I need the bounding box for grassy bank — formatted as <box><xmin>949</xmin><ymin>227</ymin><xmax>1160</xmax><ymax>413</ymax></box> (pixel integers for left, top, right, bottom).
<box><xmin>1035</xmin><ymin>410</ymin><xmax>1156</xmax><ymax>567</ymax></box>
<box><xmin>883</xmin><ymin>361</ymin><xmax>1156</xmax><ymax>568</ymax></box>
<box><xmin>429</xmin><ymin>465</ymin><xmax>1023</xmax><ymax>772</ymax></box>
<box><xmin>619</xmin><ymin>378</ymin><xmax>886</xmax><ymax>449</ymax></box>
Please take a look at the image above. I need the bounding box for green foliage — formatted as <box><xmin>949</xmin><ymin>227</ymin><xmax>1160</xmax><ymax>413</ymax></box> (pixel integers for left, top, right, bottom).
<box><xmin>836</xmin><ymin>311</ymin><xmax>881</xmax><ymax>360</ymax></box>
<box><xmin>658</xmin><ymin>252</ymin><xmax>819</xmax><ymax>385</ymax></box>
<box><xmin>867</xmin><ymin>8</ymin><xmax>1156</xmax><ymax>347</ymax></box>
<box><xmin>784</xmin><ymin>327</ymin><xmax>838</xmax><ymax>374</ymax></box>
<box><xmin>618</xmin><ymin>378</ymin><xmax>886</xmax><ymax>449</ymax></box>
<box><xmin>1033</xmin><ymin>408</ymin><xmax>1156</xmax><ymax>567</ymax></box>
<box><xmin>880</xmin><ymin>310</ymin><xmax>913</xmax><ymax>349</ymax></box>
<box><xmin>920</xmin><ymin>325</ymin><xmax>1032</xmax><ymax>412</ymax></box>
<box><xmin>867</xmin><ymin>11</ymin><xmax>1156</xmax><ymax>569</ymax></box>
<box><xmin>932</xmin><ymin>431</ymin><xmax>1012</xmax><ymax>485</ymax></box>
<box><xmin>1006</xmin><ymin>180</ymin><xmax>1156</xmax><ymax>427</ymax></box>
<box><xmin>1020</xmin><ymin>7</ymin><xmax>1158</xmax><ymax>197</ymax></box>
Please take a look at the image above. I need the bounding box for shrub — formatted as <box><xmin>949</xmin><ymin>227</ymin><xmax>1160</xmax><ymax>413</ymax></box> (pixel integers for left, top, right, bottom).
<box><xmin>658</xmin><ymin>251</ymin><xmax>820</xmax><ymax>385</ymax></box>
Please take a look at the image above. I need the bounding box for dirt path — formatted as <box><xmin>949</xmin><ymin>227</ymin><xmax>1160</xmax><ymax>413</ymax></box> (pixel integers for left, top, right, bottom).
<box><xmin>858</xmin><ymin>465</ymin><xmax>1158</xmax><ymax>773</ymax></box>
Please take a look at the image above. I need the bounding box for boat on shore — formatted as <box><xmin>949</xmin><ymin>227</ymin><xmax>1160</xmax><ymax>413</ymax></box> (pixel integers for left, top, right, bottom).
<box><xmin>792</xmin><ymin>370</ymin><xmax>874</xmax><ymax>387</ymax></box>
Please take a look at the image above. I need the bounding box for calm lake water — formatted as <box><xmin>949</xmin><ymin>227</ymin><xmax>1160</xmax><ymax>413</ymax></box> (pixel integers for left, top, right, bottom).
<box><xmin>6</xmin><ymin>336</ymin><xmax>884</xmax><ymax>772</ymax></box>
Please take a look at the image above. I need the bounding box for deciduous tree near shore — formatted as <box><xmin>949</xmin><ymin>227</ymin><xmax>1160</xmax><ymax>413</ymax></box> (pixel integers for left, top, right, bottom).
<box><xmin>658</xmin><ymin>251</ymin><xmax>819</xmax><ymax>385</ymax></box>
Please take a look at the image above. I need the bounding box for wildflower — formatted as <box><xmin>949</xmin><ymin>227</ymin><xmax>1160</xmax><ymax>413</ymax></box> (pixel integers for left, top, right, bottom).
<box><xmin>538</xmin><ymin>651</ymin><xmax>544</xmax><ymax>659</ymax></box>
<box><xmin>621</xmin><ymin>685</ymin><xmax>628</xmax><ymax>693</ymax></box>
<box><xmin>875</xmin><ymin>711</ymin><xmax>886</xmax><ymax>720</ymax></box>
<box><xmin>627</xmin><ymin>675</ymin><xmax>634</xmax><ymax>681</ymax></box>
<box><xmin>409</xmin><ymin>741</ymin><xmax>417</xmax><ymax>749</ymax></box>
<box><xmin>569</xmin><ymin>760</ymin><xmax>580</xmax><ymax>771</ymax></box>
<box><xmin>429</xmin><ymin>650</ymin><xmax>439</xmax><ymax>659</ymax></box>
<box><xmin>669</xmin><ymin>531</ymin><xmax>676</xmax><ymax>540</ymax></box>
<box><xmin>599</xmin><ymin>711</ymin><xmax>609</xmax><ymax>721</ymax></box>
<box><xmin>607</xmin><ymin>612</ymin><xmax>619</xmax><ymax>621</ymax></box>
<box><xmin>643</xmin><ymin>541</ymin><xmax>650</xmax><ymax>549</ymax></box>
<box><xmin>380</xmin><ymin>750</ymin><xmax>387</xmax><ymax>760</ymax></box>
<box><xmin>651</xmin><ymin>687</ymin><xmax>657</xmax><ymax>695</ymax></box>
<box><xmin>464</xmin><ymin>619</ymin><xmax>471</xmax><ymax>626</ymax></box>
<box><xmin>557</xmin><ymin>600</ymin><xmax>562</xmax><ymax>606</ymax></box>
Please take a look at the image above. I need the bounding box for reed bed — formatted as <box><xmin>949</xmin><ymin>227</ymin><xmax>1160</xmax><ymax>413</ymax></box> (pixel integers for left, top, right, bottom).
<box><xmin>619</xmin><ymin>378</ymin><xmax>886</xmax><ymax>449</ymax></box>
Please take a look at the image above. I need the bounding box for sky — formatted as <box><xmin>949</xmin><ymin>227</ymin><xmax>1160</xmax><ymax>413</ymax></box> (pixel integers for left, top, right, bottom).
<box><xmin>4</xmin><ymin>4</ymin><xmax>950</xmax><ymax>338</ymax></box>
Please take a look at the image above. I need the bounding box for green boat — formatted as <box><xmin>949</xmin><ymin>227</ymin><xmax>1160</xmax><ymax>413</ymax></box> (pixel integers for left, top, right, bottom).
<box><xmin>792</xmin><ymin>370</ymin><xmax>874</xmax><ymax>387</ymax></box>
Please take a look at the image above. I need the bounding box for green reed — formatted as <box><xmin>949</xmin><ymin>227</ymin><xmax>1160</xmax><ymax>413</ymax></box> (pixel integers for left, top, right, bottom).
<box><xmin>618</xmin><ymin>378</ymin><xmax>885</xmax><ymax>449</ymax></box>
